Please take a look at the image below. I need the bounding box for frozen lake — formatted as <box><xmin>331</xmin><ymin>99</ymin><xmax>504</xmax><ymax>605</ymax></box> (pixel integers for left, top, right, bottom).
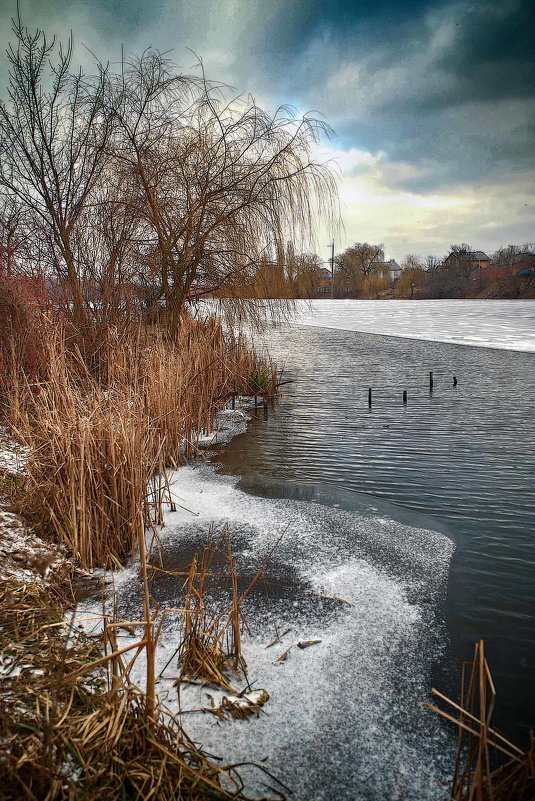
<box><xmin>295</xmin><ymin>299</ymin><xmax>535</xmax><ymax>351</ymax></box>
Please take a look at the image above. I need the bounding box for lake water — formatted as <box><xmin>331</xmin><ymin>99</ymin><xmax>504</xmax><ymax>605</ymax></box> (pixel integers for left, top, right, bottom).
<box><xmin>82</xmin><ymin>300</ymin><xmax>535</xmax><ymax>800</ymax></box>
<box><xmin>220</xmin><ymin>300</ymin><xmax>535</xmax><ymax>745</ymax></box>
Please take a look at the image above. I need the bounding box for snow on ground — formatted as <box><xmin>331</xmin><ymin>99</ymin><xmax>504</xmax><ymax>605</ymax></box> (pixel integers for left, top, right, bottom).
<box><xmin>77</xmin><ymin>465</ymin><xmax>455</xmax><ymax>801</ymax></box>
<box><xmin>0</xmin><ymin>401</ymin><xmax>252</xmax><ymax>582</ymax></box>
<box><xmin>0</xmin><ymin>508</ymin><xmax>71</xmax><ymax>583</ymax></box>
<box><xmin>0</xmin><ymin>427</ymin><xmax>29</xmax><ymax>476</ymax></box>
<box><xmin>295</xmin><ymin>299</ymin><xmax>535</xmax><ymax>352</ymax></box>
<box><xmin>0</xmin><ymin>428</ymin><xmax>67</xmax><ymax>582</ymax></box>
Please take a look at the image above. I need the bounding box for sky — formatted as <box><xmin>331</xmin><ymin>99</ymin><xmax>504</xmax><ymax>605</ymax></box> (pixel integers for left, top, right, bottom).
<box><xmin>0</xmin><ymin>0</ymin><xmax>533</xmax><ymax>263</ymax></box>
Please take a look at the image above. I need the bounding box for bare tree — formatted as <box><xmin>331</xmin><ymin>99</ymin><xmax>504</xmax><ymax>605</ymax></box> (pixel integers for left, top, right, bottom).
<box><xmin>290</xmin><ymin>252</ymin><xmax>324</xmax><ymax>298</ymax></box>
<box><xmin>401</xmin><ymin>253</ymin><xmax>423</xmax><ymax>272</ymax></box>
<box><xmin>488</xmin><ymin>244</ymin><xmax>535</xmax><ymax>297</ymax></box>
<box><xmin>72</xmin><ymin>177</ymin><xmax>141</xmax><ymax>326</ymax></box>
<box><xmin>396</xmin><ymin>256</ymin><xmax>427</xmax><ymax>299</ymax></box>
<box><xmin>111</xmin><ymin>52</ymin><xmax>338</xmax><ymax>335</ymax></box>
<box><xmin>0</xmin><ymin>23</ymin><xmax>338</xmax><ymax>335</ymax></box>
<box><xmin>0</xmin><ymin>12</ymin><xmax>114</xmax><ymax>329</ymax></box>
<box><xmin>424</xmin><ymin>254</ymin><xmax>441</xmax><ymax>271</ymax></box>
<box><xmin>335</xmin><ymin>242</ymin><xmax>385</xmax><ymax>297</ymax></box>
<box><xmin>426</xmin><ymin>244</ymin><xmax>479</xmax><ymax>298</ymax></box>
<box><xmin>0</xmin><ymin>195</ymin><xmax>23</xmax><ymax>277</ymax></box>
<box><xmin>447</xmin><ymin>244</ymin><xmax>475</xmax><ymax>279</ymax></box>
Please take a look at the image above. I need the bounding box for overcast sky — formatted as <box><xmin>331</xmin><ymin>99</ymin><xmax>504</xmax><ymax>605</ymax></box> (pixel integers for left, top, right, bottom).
<box><xmin>0</xmin><ymin>0</ymin><xmax>533</xmax><ymax>262</ymax></box>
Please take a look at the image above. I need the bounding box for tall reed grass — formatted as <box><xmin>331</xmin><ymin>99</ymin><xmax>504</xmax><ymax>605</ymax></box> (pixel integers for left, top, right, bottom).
<box><xmin>5</xmin><ymin>317</ymin><xmax>276</xmax><ymax>568</ymax></box>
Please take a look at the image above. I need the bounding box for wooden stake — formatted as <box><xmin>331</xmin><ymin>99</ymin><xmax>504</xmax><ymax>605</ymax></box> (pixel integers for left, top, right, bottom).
<box><xmin>368</xmin><ymin>387</ymin><xmax>372</xmax><ymax>407</ymax></box>
<box><xmin>429</xmin><ymin>371</ymin><xmax>434</xmax><ymax>391</ymax></box>
<box><xmin>403</xmin><ymin>390</ymin><xmax>407</xmax><ymax>404</ymax></box>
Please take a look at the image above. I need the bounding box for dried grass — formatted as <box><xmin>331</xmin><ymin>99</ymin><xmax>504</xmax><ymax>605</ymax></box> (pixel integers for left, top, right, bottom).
<box><xmin>4</xmin><ymin>318</ymin><xmax>276</xmax><ymax>568</ymax></box>
<box><xmin>175</xmin><ymin>531</ymin><xmax>246</xmax><ymax>693</ymax></box>
<box><xmin>0</xmin><ymin>316</ymin><xmax>282</xmax><ymax>800</ymax></box>
<box><xmin>0</xmin><ymin>578</ymin><xmax>263</xmax><ymax>801</ymax></box>
<box><xmin>428</xmin><ymin>640</ymin><xmax>535</xmax><ymax>801</ymax></box>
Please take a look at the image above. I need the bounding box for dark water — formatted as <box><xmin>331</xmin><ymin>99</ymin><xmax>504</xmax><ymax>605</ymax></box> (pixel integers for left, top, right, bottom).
<box><xmin>220</xmin><ymin>324</ymin><xmax>535</xmax><ymax>743</ymax></box>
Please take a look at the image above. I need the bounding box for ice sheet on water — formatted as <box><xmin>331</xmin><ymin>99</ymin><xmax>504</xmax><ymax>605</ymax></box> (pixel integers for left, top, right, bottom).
<box><xmin>295</xmin><ymin>299</ymin><xmax>535</xmax><ymax>352</ymax></box>
<box><xmin>79</xmin><ymin>465</ymin><xmax>455</xmax><ymax>800</ymax></box>
<box><xmin>196</xmin><ymin>408</ymin><xmax>250</xmax><ymax>449</ymax></box>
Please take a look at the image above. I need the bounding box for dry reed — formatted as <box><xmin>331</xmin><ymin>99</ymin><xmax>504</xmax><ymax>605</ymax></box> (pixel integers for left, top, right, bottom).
<box><xmin>0</xmin><ymin>579</ymin><xmax>256</xmax><ymax>801</ymax></box>
<box><xmin>5</xmin><ymin>318</ymin><xmax>276</xmax><ymax>569</ymax></box>
<box><xmin>176</xmin><ymin>530</ymin><xmax>246</xmax><ymax>693</ymax></box>
<box><xmin>427</xmin><ymin>640</ymin><xmax>535</xmax><ymax>801</ymax></box>
<box><xmin>0</xmin><ymin>316</ymin><xmax>282</xmax><ymax>799</ymax></box>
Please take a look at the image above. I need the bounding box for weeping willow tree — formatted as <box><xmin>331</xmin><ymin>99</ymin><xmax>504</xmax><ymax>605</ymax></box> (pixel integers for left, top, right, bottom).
<box><xmin>0</xmin><ymin>18</ymin><xmax>338</xmax><ymax>335</ymax></box>
<box><xmin>112</xmin><ymin>53</ymin><xmax>339</xmax><ymax>336</ymax></box>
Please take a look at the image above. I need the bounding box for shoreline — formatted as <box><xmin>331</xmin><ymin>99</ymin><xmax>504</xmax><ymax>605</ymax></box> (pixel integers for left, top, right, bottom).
<box><xmin>72</xmin><ymin>448</ymin><xmax>457</xmax><ymax>800</ymax></box>
<box><xmin>0</xmin><ymin>316</ymin><xmax>281</xmax><ymax>800</ymax></box>
<box><xmin>3</xmin><ymin>312</ymin><xmax>534</xmax><ymax>799</ymax></box>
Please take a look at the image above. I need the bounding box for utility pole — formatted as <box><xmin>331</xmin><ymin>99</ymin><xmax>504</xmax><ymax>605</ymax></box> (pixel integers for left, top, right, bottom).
<box><xmin>330</xmin><ymin>239</ymin><xmax>335</xmax><ymax>299</ymax></box>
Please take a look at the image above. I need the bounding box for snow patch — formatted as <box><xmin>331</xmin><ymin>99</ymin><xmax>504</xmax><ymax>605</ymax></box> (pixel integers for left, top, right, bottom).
<box><xmin>76</xmin><ymin>464</ymin><xmax>455</xmax><ymax>800</ymax></box>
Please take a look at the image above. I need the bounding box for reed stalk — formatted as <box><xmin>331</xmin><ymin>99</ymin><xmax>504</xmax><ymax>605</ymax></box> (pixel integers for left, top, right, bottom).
<box><xmin>428</xmin><ymin>640</ymin><xmax>535</xmax><ymax>801</ymax></box>
<box><xmin>0</xmin><ymin>578</ymin><xmax>252</xmax><ymax>801</ymax></box>
<box><xmin>4</xmin><ymin>318</ymin><xmax>276</xmax><ymax>569</ymax></box>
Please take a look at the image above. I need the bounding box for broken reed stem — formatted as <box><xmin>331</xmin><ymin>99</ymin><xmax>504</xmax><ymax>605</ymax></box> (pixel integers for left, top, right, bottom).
<box><xmin>228</xmin><ymin>536</ymin><xmax>241</xmax><ymax>670</ymax></box>
<box><xmin>138</xmin><ymin>506</ymin><xmax>155</xmax><ymax>720</ymax></box>
<box><xmin>428</xmin><ymin>640</ymin><xmax>535</xmax><ymax>801</ymax></box>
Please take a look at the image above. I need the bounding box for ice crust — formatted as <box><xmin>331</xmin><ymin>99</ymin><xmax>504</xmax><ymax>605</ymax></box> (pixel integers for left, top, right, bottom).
<box><xmin>79</xmin><ymin>465</ymin><xmax>455</xmax><ymax>800</ymax></box>
<box><xmin>196</xmin><ymin>408</ymin><xmax>249</xmax><ymax>448</ymax></box>
<box><xmin>294</xmin><ymin>299</ymin><xmax>535</xmax><ymax>352</ymax></box>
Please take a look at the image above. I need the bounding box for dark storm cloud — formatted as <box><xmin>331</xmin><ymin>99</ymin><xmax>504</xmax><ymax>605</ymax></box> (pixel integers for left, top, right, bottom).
<box><xmin>435</xmin><ymin>1</ymin><xmax>535</xmax><ymax>103</ymax></box>
<box><xmin>0</xmin><ymin>0</ymin><xmax>533</xmax><ymax>198</ymax></box>
<box><xmin>244</xmin><ymin>0</ymin><xmax>534</xmax><ymax>106</ymax></box>
<box><xmin>255</xmin><ymin>0</ymin><xmax>535</xmax><ymax>190</ymax></box>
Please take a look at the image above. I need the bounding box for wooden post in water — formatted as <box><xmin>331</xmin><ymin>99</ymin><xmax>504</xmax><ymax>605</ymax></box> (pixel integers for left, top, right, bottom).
<box><xmin>403</xmin><ymin>390</ymin><xmax>407</xmax><ymax>404</ymax></box>
<box><xmin>231</xmin><ymin>393</ymin><xmax>235</xmax><ymax>410</ymax></box>
<box><xmin>368</xmin><ymin>387</ymin><xmax>372</xmax><ymax>407</ymax></box>
<box><xmin>453</xmin><ymin>376</ymin><xmax>458</xmax><ymax>387</ymax></box>
<box><xmin>429</xmin><ymin>371</ymin><xmax>434</xmax><ymax>391</ymax></box>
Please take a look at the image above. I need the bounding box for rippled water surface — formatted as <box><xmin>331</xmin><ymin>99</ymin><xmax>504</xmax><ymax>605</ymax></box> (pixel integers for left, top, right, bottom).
<box><xmin>221</xmin><ymin>309</ymin><xmax>535</xmax><ymax>741</ymax></box>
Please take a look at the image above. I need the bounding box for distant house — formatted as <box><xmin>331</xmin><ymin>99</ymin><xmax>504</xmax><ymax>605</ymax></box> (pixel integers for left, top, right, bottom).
<box><xmin>443</xmin><ymin>250</ymin><xmax>491</xmax><ymax>271</ymax></box>
<box><xmin>317</xmin><ymin>266</ymin><xmax>333</xmax><ymax>295</ymax></box>
<box><xmin>379</xmin><ymin>259</ymin><xmax>402</xmax><ymax>282</ymax></box>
